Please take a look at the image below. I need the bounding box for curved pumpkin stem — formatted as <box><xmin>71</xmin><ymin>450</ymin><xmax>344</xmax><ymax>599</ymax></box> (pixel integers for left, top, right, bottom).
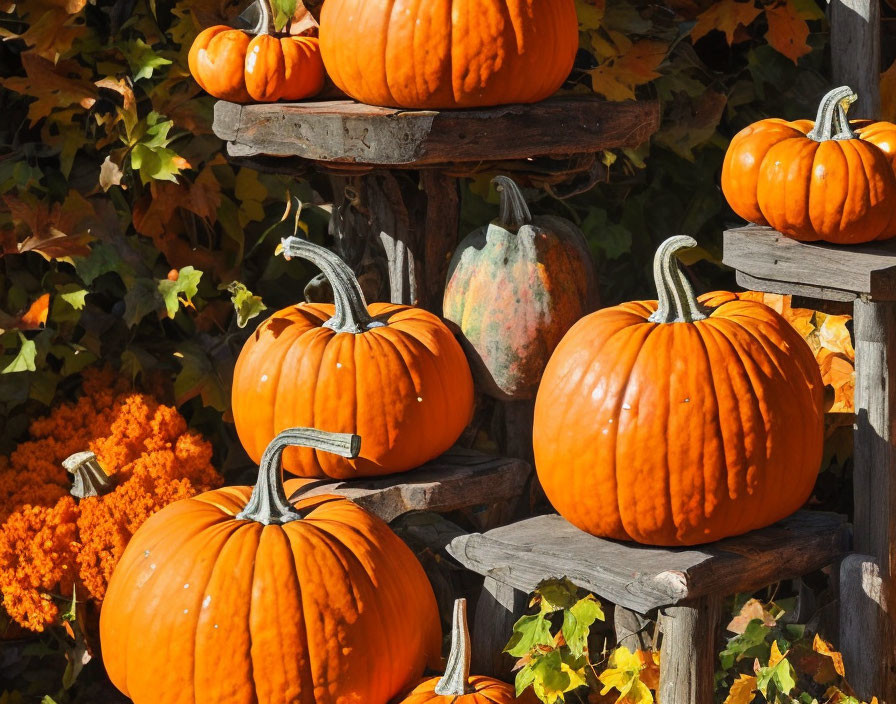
<box><xmin>493</xmin><ymin>176</ymin><xmax>533</xmax><ymax>231</ymax></box>
<box><xmin>63</xmin><ymin>451</ymin><xmax>114</xmax><ymax>499</ymax></box>
<box><xmin>280</xmin><ymin>237</ymin><xmax>385</xmax><ymax>334</ymax></box>
<box><xmin>648</xmin><ymin>236</ymin><xmax>708</xmax><ymax>324</ymax></box>
<box><xmin>237</xmin><ymin>428</ymin><xmax>361</xmax><ymax>525</ymax></box>
<box><xmin>251</xmin><ymin>0</ymin><xmax>276</xmax><ymax>35</ymax></box>
<box><xmin>435</xmin><ymin>598</ymin><xmax>474</xmax><ymax>695</ymax></box>
<box><xmin>807</xmin><ymin>86</ymin><xmax>858</xmax><ymax>142</ymax></box>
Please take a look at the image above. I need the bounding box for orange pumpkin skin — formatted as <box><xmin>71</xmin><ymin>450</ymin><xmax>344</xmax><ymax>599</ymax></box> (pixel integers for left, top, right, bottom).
<box><xmin>721</xmin><ymin>87</ymin><xmax>896</xmax><ymax>244</ymax></box>
<box><xmin>533</xmin><ymin>237</ymin><xmax>824</xmax><ymax>547</ymax></box>
<box><xmin>188</xmin><ymin>26</ymin><xmax>253</xmax><ymax>103</ymax></box>
<box><xmin>100</xmin><ymin>432</ymin><xmax>442</xmax><ymax>704</ymax></box>
<box><xmin>400</xmin><ymin>676</ymin><xmax>519</xmax><ymax>704</ymax></box>
<box><xmin>232</xmin><ymin>240</ymin><xmax>474</xmax><ymax>478</ymax></box>
<box><xmin>318</xmin><ymin>0</ymin><xmax>579</xmax><ymax>109</ymax></box>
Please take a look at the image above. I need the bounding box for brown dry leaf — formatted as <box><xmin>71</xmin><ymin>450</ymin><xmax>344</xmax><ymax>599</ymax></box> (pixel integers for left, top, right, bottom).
<box><xmin>3</xmin><ymin>191</ymin><xmax>94</xmax><ymax>261</ymax></box>
<box><xmin>813</xmin><ymin>634</ymin><xmax>845</xmax><ymax>679</ymax></box>
<box><xmin>724</xmin><ymin>673</ymin><xmax>758</xmax><ymax>704</ymax></box>
<box><xmin>727</xmin><ymin>598</ymin><xmax>777</xmax><ymax>634</ymax></box>
<box><xmin>590</xmin><ymin>40</ymin><xmax>668</xmax><ymax>101</ymax></box>
<box><xmin>1</xmin><ymin>53</ymin><xmax>97</xmax><ymax>125</ymax></box>
<box><xmin>6</xmin><ymin>0</ymin><xmax>87</xmax><ymax>59</ymax></box>
<box><xmin>289</xmin><ymin>0</ymin><xmax>320</xmax><ymax>35</ymax></box>
<box><xmin>691</xmin><ymin>0</ymin><xmax>761</xmax><ymax>44</ymax></box>
<box><xmin>765</xmin><ymin>0</ymin><xmax>812</xmax><ymax>63</ymax></box>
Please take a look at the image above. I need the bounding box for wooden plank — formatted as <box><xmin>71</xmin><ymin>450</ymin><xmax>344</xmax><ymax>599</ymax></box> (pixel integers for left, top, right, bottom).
<box><xmin>658</xmin><ymin>596</ymin><xmax>721</xmax><ymax>704</ymax></box>
<box><xmin>852</xmin><ymin>300</ymin><xmax>896</xmax><ymax>700</ymax></box>
<box><xmin>472</xmin><ymin>577</ymin><xmax>528</xmax><ymax>680</ymax></box>
<box><xmin>447</xmin><ymin>511</ymin><xmax>849</xmax><ymax>613</ymax></box>
<box><xmin>213</xmin><ymin>97</ymin><xmax>660</xmax><ymax>166</ymax></box>
<box><xmin>286</xmin><ymin>446</ymin><xmax>532</xmax><ymax>523</ymax></box>
<box><xmin>840</xmin><ymin>555</ymin><xmax>885</xmax><ymax>700</ymax></box>
<box><xmin>735</xmin><ymin>271</ymin><xmax>857</xmax><ymax>303</ymax></box>
<box><xmin>723</xmin><ymin>226</ymin><xmax>896</xmax><ymax>300</ymax></box>
<box><xmin>830</xmin><ymin>0</ymin><xmax>881</xmax><ymax>118</ymax></box>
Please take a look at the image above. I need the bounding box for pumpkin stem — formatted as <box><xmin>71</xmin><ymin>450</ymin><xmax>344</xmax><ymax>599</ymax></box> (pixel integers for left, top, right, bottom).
<box><xmin>63</xmin><ymin>451</ymin><xmax>114</xmax><ymax>499</ymax></box>
<box><xmin>807</xmin><ymin>86</ymin><xmax>858</xmax><ymax>142</ymax></box>
<box><xmin>280</xmin><ymin>237</ymin><xmax>385</xmax><ymax>334</ymax></box>
<box><xmin>493</xmin><ymin>176</ymin><xmax>533</xmax><ymax>231</ymax></box>
<box><xmin>434</xmin><ymin>598</ymin><xmax>474</xmax><ymax>696</ymax></box>
<box><xmin>237</xmin><ymin>428</ymin><xmax>361</xmax><ymax>525</ymax></box>
<box><xmin>648</xmin><ymin>236</ymin><xmax>708</xmax><ymax>324</ymax></box>
<box><xmin>253</xmin><ymin>0</ymin><xmax>275</xmax><ymax>35</ymax></box>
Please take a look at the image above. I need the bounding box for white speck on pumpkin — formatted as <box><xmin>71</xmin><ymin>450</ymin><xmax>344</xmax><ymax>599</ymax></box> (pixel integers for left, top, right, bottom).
<box><xmin>622</xmin><ymin>403</ymin><xmax>631</xmax><ymax>411</ymax></box>
<box><xmin>150</xmin><ymin>564</ymin><xmax>156</xmax><ymax>570</ymax></box>
<box><xmin>143</xmin><ymin>550</ymin><xmax>150</xmax><ymax>557</ymax></box>
<box><xmin>260</xmin><ymin>374</ymin><xmax>268</xmax><ymax>382</ymax></box>
<box><xmin>183</xmin><ymin>609</ymin><xmax>189</xmax><ymax>615</ymax></box>
<box><xmin>183</xmin><ymin>584</ymin><xmax>190</xmax><ymax>589</ymax></box>
<box><xmin>214</xmin><ymin>624</ymin><xmax>219</xmax><ymax>629</ymax></box>
<box><xmin>417</xmin><ymin>397</ymin><xmax>423</xmax><ymax>402</ymax></box>
<box><xmin>203</xmin><ymin>595</ymin><xmax>212</xmax><ymax>609</ymax></box>
<box><xmin>336</xmin><ymin>363</ymin><xmax>342</xmax><ymax>369</ymax></box>
<box><xmin>608</xmin><ymin>418</ymin><xmax>614</xmax><ymax>423</ymax></box>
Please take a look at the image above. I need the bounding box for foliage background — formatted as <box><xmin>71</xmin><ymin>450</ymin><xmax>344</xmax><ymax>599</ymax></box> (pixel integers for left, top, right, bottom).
<box><xmin>0</xmin><ymin>0</ymin><xmax>891</xmax><ymax>699</ymax></box>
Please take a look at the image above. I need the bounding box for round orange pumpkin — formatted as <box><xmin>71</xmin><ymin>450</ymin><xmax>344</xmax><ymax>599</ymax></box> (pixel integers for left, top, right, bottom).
<box><xmin>188</xmin><ymin>0</ymin><xmax>324</xmax><ymax>103</ymax></box>
<box><xmin>399</xmin><ymin>598</ymin><xmax>520</xmax><ymax>704</ymax></box>
<box><xmin>721</xmin><ymin>86</ymin><xmax>896</xmax><ymax>244</ymax></box>
<box><xmin>232</xmin><ymin>237</ymin><xmax>474</xmax><ymax>478</ymax></box>
<box><xmin>443</xmin><ymin>176</ymin><xmax>597</xmax><ymax>401</ymax></box>
<box><xmin>318</xmin><ymin>0</ymin><xmax>579</xmax><ymax>109</ymax></box>
<box><xmin>533</xmin><ymin>236</ymin><xmax>825</xmax><ymax>546</ymax></box>
<box><xmin>100</xmin><ymin>428</ymin><xmax>442</xmax><ymax>704</ymax></box>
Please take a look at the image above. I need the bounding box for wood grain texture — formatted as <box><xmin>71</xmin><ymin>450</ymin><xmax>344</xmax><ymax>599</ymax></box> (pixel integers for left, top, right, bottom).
<box><xmin>830</xmin><ymin>0</ymin><xmax>881</xmax><ymax>118</ymax></box>
<box><xmin>724</xmin><ymin>226</ymin><xmax>896</xmax><ymax>300</ymax></box>
<box><xmin>840</xmin><ymin>554</ymin><xmax>885</xmax><ymax>700</ymax></box>
<box><xmin>659</xmin><ymin>596</ymin><xmax>721</xmax><ymax>704</ymax></box>
<box><xmin>615</xmin><ymin>605</ymin><xmax>652</xmax><ymax>651</ymax></box>
<box><xmin>447</xmin><ymin>511</ymin><xmax>849</xmax><ymax>613</ymax></box>
<box><xmin>212</xmin><ymin>97</ymin><xmax>660</xmax><ymax>166</ymax></box>
<box><xmin>286</xmin><ymin>446</ymin><xmax>532</xmax><ymax>523</ymax></box>
<box><xmin>472</xmin><ymin>577</ymin><xmax>528</xmax><ymax>680</ymax></box>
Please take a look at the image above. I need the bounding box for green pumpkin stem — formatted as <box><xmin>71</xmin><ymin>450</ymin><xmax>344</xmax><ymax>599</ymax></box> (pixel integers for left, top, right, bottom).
<box><xmin>63</xmin><ymin>451</ymin><xmax>114</xmax><ymax>499</ymax></box>
<box><xmin>807</xmin><ymin>86</ymin><xmax>858</xmax><ymax>142</ymax></box>
<box><xmin>648</xmin><ymin>236</ymin><xmax>708</xmax><ymax>324</ymax></box>
<box><xmin>252</xmin><ymin>0</ymin><xmax>275</xmax><ymax>35</ymax></box>
<box><xmin>280</xmin><ymin>237</ymin><xmax>384</xmax><ymax>334</ymax></box>
<box><xmin>434</xmin><ymin>599</ymin><xmax>474</xmax><ymax>696</ymax></box>
<box><xmin>493</xmin><ymin>176</ymin><xmax>533</xmax><ymax>231</ymax></box>
<box><xmin>237</xmin><ymin>428</ymin><xmax>361</xmax><ymax>525</ymax></box>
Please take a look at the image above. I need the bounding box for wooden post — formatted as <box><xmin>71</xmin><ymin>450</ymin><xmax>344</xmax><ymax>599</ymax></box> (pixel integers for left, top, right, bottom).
<box><xmin>472</xmin><ymin>576</ymin><xmax>528</xmax><ymax>679</ymax></box>
<box><xmin>841</xmin><ymin>554</ymin><xmax>885</xmax><ymax>698</ymax></box>
<box><xmin>615</xmin><ymin>605</ymin><xmax>652</xmax><ymax>651</ymax></box>
<box><xmin>658</xmin><ymin>595</ymin><xmax>721</xmax><ymax>704</ymax></box>
<box><xmin>830</xmin><ymin>0</ymin><xmax>881</xmax><ymax>118</ymax></box>
<box><xmin>851</xmin><ymin>299</ymin><xmax>896</xmax><ymax>700</ymax></box>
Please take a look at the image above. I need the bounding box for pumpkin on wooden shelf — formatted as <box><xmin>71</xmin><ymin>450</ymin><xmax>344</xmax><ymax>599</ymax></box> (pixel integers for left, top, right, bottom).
<box><xmin>100</xmin><ymin>428</ymin><xmax>442</xmax><ymax>704</ymax></box>
<box><xmin>399</xmin><ymin>598</ymin><xmax>520</xmax><ymax>704</ymax></box>
<box><xmin>533</xmin><ymin>236</ymin><xmax>825</xmax><ymax>546</ymax></box>
<box><xmin>722</xmin><ymin>86</ymin><xmax>896</xmax><ymax>244</ymax></box>
<box><xmin>318</xmin><ymin>0</ymin><xmax>578</xmax><ymax>109</ymax></box>
<box><xmin>232</xmin><ymin>237</ymin><xmax>474</xmax><ymax>479</ymax></box>
<box><xmin>188</xmin><ymin>0</ymin><xmax>324</xmax><ymax>103</ymax></box>
<box><xmin>443</xmin><ymin>176</ymin><xmax>597</xmax><ymax>400</ymax></box>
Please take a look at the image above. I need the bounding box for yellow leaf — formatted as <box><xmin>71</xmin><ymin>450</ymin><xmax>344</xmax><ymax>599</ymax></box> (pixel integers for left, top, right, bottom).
<box><xmin>765</xmin><ymin>0</ymin><xmax>812</xmax><ymax>64</ymax></box>
<box><xmin>691</xmin><ymin>0</ymin><xmax>761</xmax><ymax>44</ymax></box>
<box><xmin>724</xmin><ymin>674</ymin><xmax>758</xmax><ymax>704</ymax></box>
<box><xmin>769</xmin><ymin>640</ymin><xmax>786</xmax><ymax>668</ymax></box>
<box><xmin>812</xmin><ymin>634</ymin><xmax>846</xmax><ymax>678</ymax></box>
<box><xmin>590</xmin><ymin>40</ymin><xmax>667</xmax><ymax>101</ymax></box>
<box><xmin>576</xmin><ymin>0</ymin><xmax>605</xmax><ymax>30</ymax></box>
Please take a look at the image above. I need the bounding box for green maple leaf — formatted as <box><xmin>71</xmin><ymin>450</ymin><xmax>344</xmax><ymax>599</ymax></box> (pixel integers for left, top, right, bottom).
<box><xmin>505</xmin><ymin>613</ymin><xmax>554</xmax><ymax>658</ymax></box>
<box><xmin>562</xmin><ymin>595</ymin><xmax>605</xmax><ymax>657</ymax></box>
<box><xmin>158</xmin><ymin>267</ymin><xmax>202</xmax><ymax>319</ymax></box>
<box><xmin>2</xmin><ymin>333</ymin><xmax>37</xmax><ymax>373</ymax></box>
<box><xmin>226</xmin><ymin>282</ymin><xmax>267</xmax><ymax>328</ymax></box>
<box><xmin>125</xmin><ymin>39</ymin><xmax>172</xmax><ymax>81</ymax></box>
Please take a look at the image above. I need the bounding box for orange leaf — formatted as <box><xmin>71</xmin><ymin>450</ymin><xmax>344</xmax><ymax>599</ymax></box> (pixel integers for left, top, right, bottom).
<box><xmin>817</xmin><ymin>349</ymin><xmax>855</xmax><ymax>414</ymax></box>
<box><xmin>813</xmin><ymin>634</ymin><xmax>846</xmax><ymax>678</ymax></box>
<box><xmin>724</xmin><ymin>674</ymin><xmax>757</xmax><ymax>704</ymax></box>
<box><xmin>590</xmin><ymin>40</ymin><xmax>668</xmax><ymax>101</ymax></box>
<box><xmin>727</xmin><ymin>598</ymin><xmax>777</xmax><ymax>634</ymax></box>
<box><xmin>765</xmin><ymin>0</ymin><xmax>812</xmax><ymax>63</ymax></box>
<box><xmin>19</xmin><ymin>294</ymin><xmax>50</xmax><ymax>329</ymax></box>
<box><xmin>691</xmin><ymin>0</ymin><xmax>762</xmax><ymax>45</ymax></box>
<box><xmin>0</xmin><ymin>52</ymin><xmax>97</xmax><ymax>125</ymax></box>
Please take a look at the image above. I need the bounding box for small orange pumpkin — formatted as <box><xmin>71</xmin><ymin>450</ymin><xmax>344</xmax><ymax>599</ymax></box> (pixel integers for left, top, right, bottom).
<box><xmin>188</xmin><ymin>0</ymin><xmax>324</xmax><ymax>103</ymax></box>
<box><xmin>399</xmin><ymin>599</ymin><xmax>520</xmax><ymax>704</ymax></box>
<box><xmin>722</xmin><ymin>86</ymin><xmax>896</xmax><ymax>244</ymax></box>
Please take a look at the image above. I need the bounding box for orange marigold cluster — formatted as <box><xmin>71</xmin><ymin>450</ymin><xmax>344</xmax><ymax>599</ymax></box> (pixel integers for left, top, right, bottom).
<box><xmin>0</xmin><ymin>369</ymin><xmax>222</xmax><ymax>632</ymax></box>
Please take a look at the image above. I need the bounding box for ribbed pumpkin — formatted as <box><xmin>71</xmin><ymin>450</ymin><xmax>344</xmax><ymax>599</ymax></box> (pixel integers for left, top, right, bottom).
<box><xmin>188</xmin><ymin>0</ymin><xmax>324</xmax><ymax>103</ymax></box>
<box><xmin>443</xmin><ymin>176</ymin><xmax>597</xmax><ymax>400</ymax></box>
<box><xmin>399</xmin><ymin>599</ymin><xmax>520</xmax><ymax>704</ymax></box>
<box><xmin>533</xmin><ymin>236</ymin><xmax>825</xmax><ymax>546</ymax></box>
<box><xmin>100</xmin><ymin>428</ymin><xmax>442</xmax><ymax>704</ymax></box>
<box><xmin>232</xmin><ymin>237</ymin><xmax>474</xmax><ymax>478</ymax></box>
<box><xmin>318</xmin><ymin>0</ymin><xmax>579</xmax><ymax>109</ymax></box>
<box><xmin>721</xmin><ymin>86</ymin><xmax>896</xmax><ymax>243</ymax></box>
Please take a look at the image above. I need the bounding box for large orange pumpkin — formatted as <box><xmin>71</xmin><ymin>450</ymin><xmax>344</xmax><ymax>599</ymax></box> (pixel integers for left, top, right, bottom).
<box><xmin>721</xmin><ymin>86</ymin><xmax>896</xmax><ymax>244</ymax></box>
<box><xmin>399</xmin><ymin>599</ymin><xmax>520</xmax><ymax>704</ymax></box>
<box><xmin>318</xmin><ymin>0</ymin><xmax>579</xmax><ymax>109</ymax></box>
<box><xmin>232</xmin><ymin>237</ymin><xmax>474</xmax><ymax>478</ymax></box>
<box><xmin>188</xmin><ymin>0</ymin><xmax>324</xmax><ymax>103</ymax></box>
<box><xmin>100</xmin><ymin>428</ymin><xmax>442</xmax><ymax>704</ymax></box>
<box><xmin>533</xmin><ymin>236</ymin><xmax>825</xmax><ymax>546</ymax></box>
<box><xmin>443</xmin><ymin>176</ymin><xmax>597</xmax><ymax>401</ymax></box>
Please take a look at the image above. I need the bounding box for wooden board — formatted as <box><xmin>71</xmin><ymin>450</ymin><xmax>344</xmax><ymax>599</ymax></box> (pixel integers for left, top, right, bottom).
<box><xmin>724</xmin><ymin>226</ymin><xmax>896</xmax><ymax>301</ymax></box>
<box><xmin>831</xmin><ymin>0</ymin><xmax>881</xmax><ymax>118</ymax></box>
<box><xmin>287</xmin><ymin>446</ymin><xmax>532</xmax><ymax>523</ymax></box>
<box><xmin>213</xmin><ymin>97</ymin><xmax>660</xmax><ymax>166</ymax></box>
<box><xmin>448</xmin><ymin>511</ymin><xmax>849</xmax><ymax>614</ymax></box>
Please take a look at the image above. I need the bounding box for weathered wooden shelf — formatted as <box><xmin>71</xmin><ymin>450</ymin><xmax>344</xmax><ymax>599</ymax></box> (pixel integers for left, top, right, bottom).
<box><xmin>448</xmin><ymin>510</ymin><xmax>848</xmax><ymax>704</ymax></box>
<box><xmin>287</xmin><ymin>446</ymin><xmax>532</xmax><ymax>525</ymax></box>
<box><xmin>213</xmin><ymin>96</ymin><xmax>660</xmax><ymax>167</ymax></box>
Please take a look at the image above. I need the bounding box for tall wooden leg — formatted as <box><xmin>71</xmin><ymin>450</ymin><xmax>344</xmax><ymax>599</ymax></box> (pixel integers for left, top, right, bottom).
<box><xmin>841</xmin><ymin>554</ymin><xmax>885</xmax><ymax>698</ymax></box>
<box><xmin>615</xmin><ymin>605</ymin><xmax>652</xmax><ymax>651</ymax></box>
<box><xmin>849</xmin><ymin>299</ymin><xmax>896</xmax><ymax>700</ymax></box>
<box><xmin>472</xmin><ymin>576</ymin><xmax>528</xmax><ymax>680</ymax></box>
<box><xmin>658</xmin><ymin>595</ymin><xmax>721</xmax><ymax>704</ymax></box>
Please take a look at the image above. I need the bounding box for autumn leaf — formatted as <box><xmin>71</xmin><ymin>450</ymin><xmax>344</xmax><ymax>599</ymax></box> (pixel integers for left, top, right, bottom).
<box><xmin>158</xmin><ymin>266</ymin><xmax>203</xmax><ymax>318</ymax></box>
<box><xmin>590</xmin><ymin>40</ymin><xmax>668</xmax><ymax>101</ymax></box>
<box><xmin>765</xmin><ymin>0</ymin><xmax>812</xmax><ymax>64</ymax></box>
<box><xmin>724</xmin><ymin>673</ymin><xmax>757</xmax><ymax>704</ymax></box>
<box><xmin>0</xmin><ymin>53</ymin><xmax>97</xmax><ymax>125</ymax></box>
<box><xmin>2</xmin><ymin>191</ymin><xmax>94</xmax><ymax>261</ymax></box>
<box><xmin>691</xmin><ymin>0</ymin><xmax>762</xmax><ymax>45</ymax></box>
<box><xmin>226</xmin><ymin>282</ymin><xmax>267</xmax><ymax>329</ymax></box>
<box><xmin>598</xmin><ymin>647</ymin><xmax>657</xmax><ymax>704</ymax></box>
<box><xmin>727</xmin><ymin>598</ymin><xmax>778</xmax><ymax>635</ymax></box>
